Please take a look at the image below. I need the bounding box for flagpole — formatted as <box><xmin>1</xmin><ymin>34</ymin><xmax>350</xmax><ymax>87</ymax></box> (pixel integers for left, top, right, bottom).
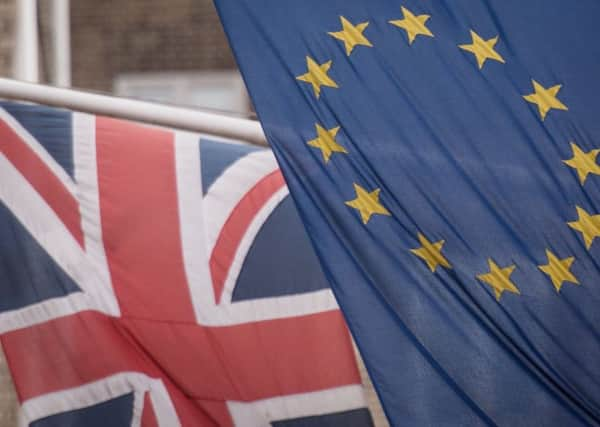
<box><xmin>51</xmin><ymin>0</ymin><xmax>71</xmax><ymax>87</ymax></box>
<box><xmin>13</xmin><ymin>0</ymin><xmax>39</xmax><ymax>83</ymax></box>
<box><xmin>0</xmin><ymin>78</ymin><xmax>267</xmax><ymax>146</ymax></box>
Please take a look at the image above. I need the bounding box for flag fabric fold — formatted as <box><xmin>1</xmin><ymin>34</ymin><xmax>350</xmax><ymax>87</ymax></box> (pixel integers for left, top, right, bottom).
<box><xmin>215</xmin><ymin>1</ymin><xmax>600</xmax><ymax>425</ymax></box>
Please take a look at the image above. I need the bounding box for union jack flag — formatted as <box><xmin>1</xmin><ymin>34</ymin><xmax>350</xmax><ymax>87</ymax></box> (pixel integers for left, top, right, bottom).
<box><xmin>0</xmin><ymin>102</ymin><xmax>373</xmax><ymax>426</ymax></box>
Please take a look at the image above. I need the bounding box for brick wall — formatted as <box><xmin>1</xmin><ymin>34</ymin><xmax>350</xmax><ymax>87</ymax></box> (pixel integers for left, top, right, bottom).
<box><xmin>0</xmin><ymin>0</ymin><xmax>14</xmax><ymax>76</ymax></box>
<box><xmin>70</xmin><ymin>0</ymin><xmax>236</xmax><ymax>92</ymax></box>
<box><xmin>0</xmin><ymin>0</ymin><xmax>237</xmax><ymax>89</ymax></box>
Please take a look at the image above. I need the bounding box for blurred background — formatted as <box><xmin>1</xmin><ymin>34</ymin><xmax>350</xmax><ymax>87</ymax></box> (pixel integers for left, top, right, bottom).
<box><xmin>0</xmin><ymin>0</ymin><xmax>251</xmax><ymax>113</ymax></box>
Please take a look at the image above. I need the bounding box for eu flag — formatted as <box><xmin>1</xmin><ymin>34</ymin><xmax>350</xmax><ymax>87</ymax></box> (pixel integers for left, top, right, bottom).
<box><xmin>215</xmin><ymin>1</ymin><xmax>600</xmax><ymax>424</ymax></box>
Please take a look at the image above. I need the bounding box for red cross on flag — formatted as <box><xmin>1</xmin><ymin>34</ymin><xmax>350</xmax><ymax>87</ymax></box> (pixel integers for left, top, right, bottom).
<box><xmin>0</xmin><ymin>102</ymin><xmax>372</xmax><ymax>426</ymax></box>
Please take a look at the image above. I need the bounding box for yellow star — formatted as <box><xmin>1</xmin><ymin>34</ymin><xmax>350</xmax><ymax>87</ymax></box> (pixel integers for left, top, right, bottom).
<box><xmin>410</xmin><ymin>233</ymin><xmax>451</xmax><ymax>272</ymax></box>
<box><xmin>296</xmin><ymin>56</ymin><xmax>339</xmax><ymax>99</ymax></box>
<box><xmin>345</xmin><ymin>183</ymin><xmax>391</xmax><ymax>224</ymax></box>
<box><xmin>328</xmin><ymin>16</ymin><xmax>373</xmax><ymax>56</ymax></box>
<box><xmin>476</xmin><ymin>259</ymin><xmax>520</xmax><ymax>301</ymax></box>
<box><xmin>567</xmin><ymin>206</ymin><xmax>600</xmax><ymax>250</ymax></box>
<box><xmin>458</xmin><ymin>30</ymin><xmax>505</xmax><ymax>69</ymax></box>
<box><xmin>307</xmin><ymin>124</ymin><xmax>347</xmax><ymax>163</ymax></box>
<box><xmin>563</xmin><ymin>142</ymin><xmax>600</xmax><ymax>185</ymax></box>
<box><xmin>523</xmin><ymin>80</ymin><xmax>568</xmax><ymax>121</ymax></box>
<box><xmin>538</xmin><ymin>249</ymin><xmax>578</xmax><ymax>292</ymax></box>
<box><xmin>389</xmin><ymin>6</ymin><xmax>433</xmax><ymax>45</ymax></box>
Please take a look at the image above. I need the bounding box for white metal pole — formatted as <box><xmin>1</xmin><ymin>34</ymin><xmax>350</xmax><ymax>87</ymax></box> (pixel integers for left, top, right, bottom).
<box><xmin>51</xmin><ymin>0</ymin><xmax>71</xmax><ymax>87</ymax></box>
<box><xmin>0</xmin><ymin>78</ymin><xmax>267</xmax><ymax>145</ymax></box>
<box><xmin>13</xmin><ymin>0</ymin><xmax>39</xmax><ymax>83</ymax></box>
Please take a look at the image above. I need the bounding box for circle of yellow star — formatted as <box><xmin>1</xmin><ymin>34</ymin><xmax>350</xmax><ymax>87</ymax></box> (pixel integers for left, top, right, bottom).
<box><xmin>345</xmin><ymin>183</ymin><xmax>391</xmax><ymax>224</ymax></box>
<box><xmin>328</xmin><ymin>16</ymin><xmax>373</xmax><ymax>56</ymax></box>
<box><xmin>476</xmin><ymin>259</ymin><xmax>520</xmax><ymax>301</ymax></box>
<box><xmin>523</xmin><ymin>79</ymin><xmax>568</xmax><ymax>121</ymax></box>
<box><xmin>410</xmin><ymin>232</ymin><xmax>451</xmax><ymax>272</ymax></box>
<box><xmin>563</xmin><ymin>142</ymin><xmax>600</xmax><ymax>185</ymax></box>
<box><xmin>307</xmin><ymin>124</ymin><xmax>347</xmax><ymax>163</ymax></box>
<box><xmin>538</xmin><ymin>249</ymin><xmax>579</xmax><ymax>293</ymax></box>
<box><xmin>296</xmin><ymin>56</ymin><xmax>339</xmax><ymax>99</ymax></box>
<box><xmin>389</xmin><ymin>6</ymin><xmax>433</xmax><ymax>45</ymax></box>
<box><xmin>567</xmin><ymin>206</ymin><xmax>600</xmax><ymax>250</ymax></box>
<box><xmin>458</xmin><ymin>30</ymin><xmax>505</xmax><ymax>69</ymax></box>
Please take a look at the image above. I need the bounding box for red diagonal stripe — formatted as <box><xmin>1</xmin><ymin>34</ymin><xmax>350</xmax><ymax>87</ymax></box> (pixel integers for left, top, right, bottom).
<box><xmin>210</xmin><ymin>169</ymin><xmax>286</xmax><ymax>303</ymax></box>
<box><xmin>141</xmin><ymin>393</ymin><xmax>159</xmax><ymax>427</ymax></box>
<box><xmin>1</xmin><ymin>311</ymin><xmax>220</xmax><ymax>426</ymax></box>
<box><xmin>0</xmin><ymin>119</ymin><xmax>83</xmax><ymax>247</ymax></box>
<box><xmin>2</xmin><ymin>312</ymin><xmax>149</xmax><ymax>399</ymax></box>
<box><xmin>96</xmin><ymin>117</ymin><xmax>196</xmax><ymax>322</ymax></box>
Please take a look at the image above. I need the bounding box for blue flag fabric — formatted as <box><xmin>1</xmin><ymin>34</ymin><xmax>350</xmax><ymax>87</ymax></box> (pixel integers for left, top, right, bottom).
<box><xmin>215</xmin><ymin>1</ymin><xmax>600</xmax><ymax>425</ymax></box>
